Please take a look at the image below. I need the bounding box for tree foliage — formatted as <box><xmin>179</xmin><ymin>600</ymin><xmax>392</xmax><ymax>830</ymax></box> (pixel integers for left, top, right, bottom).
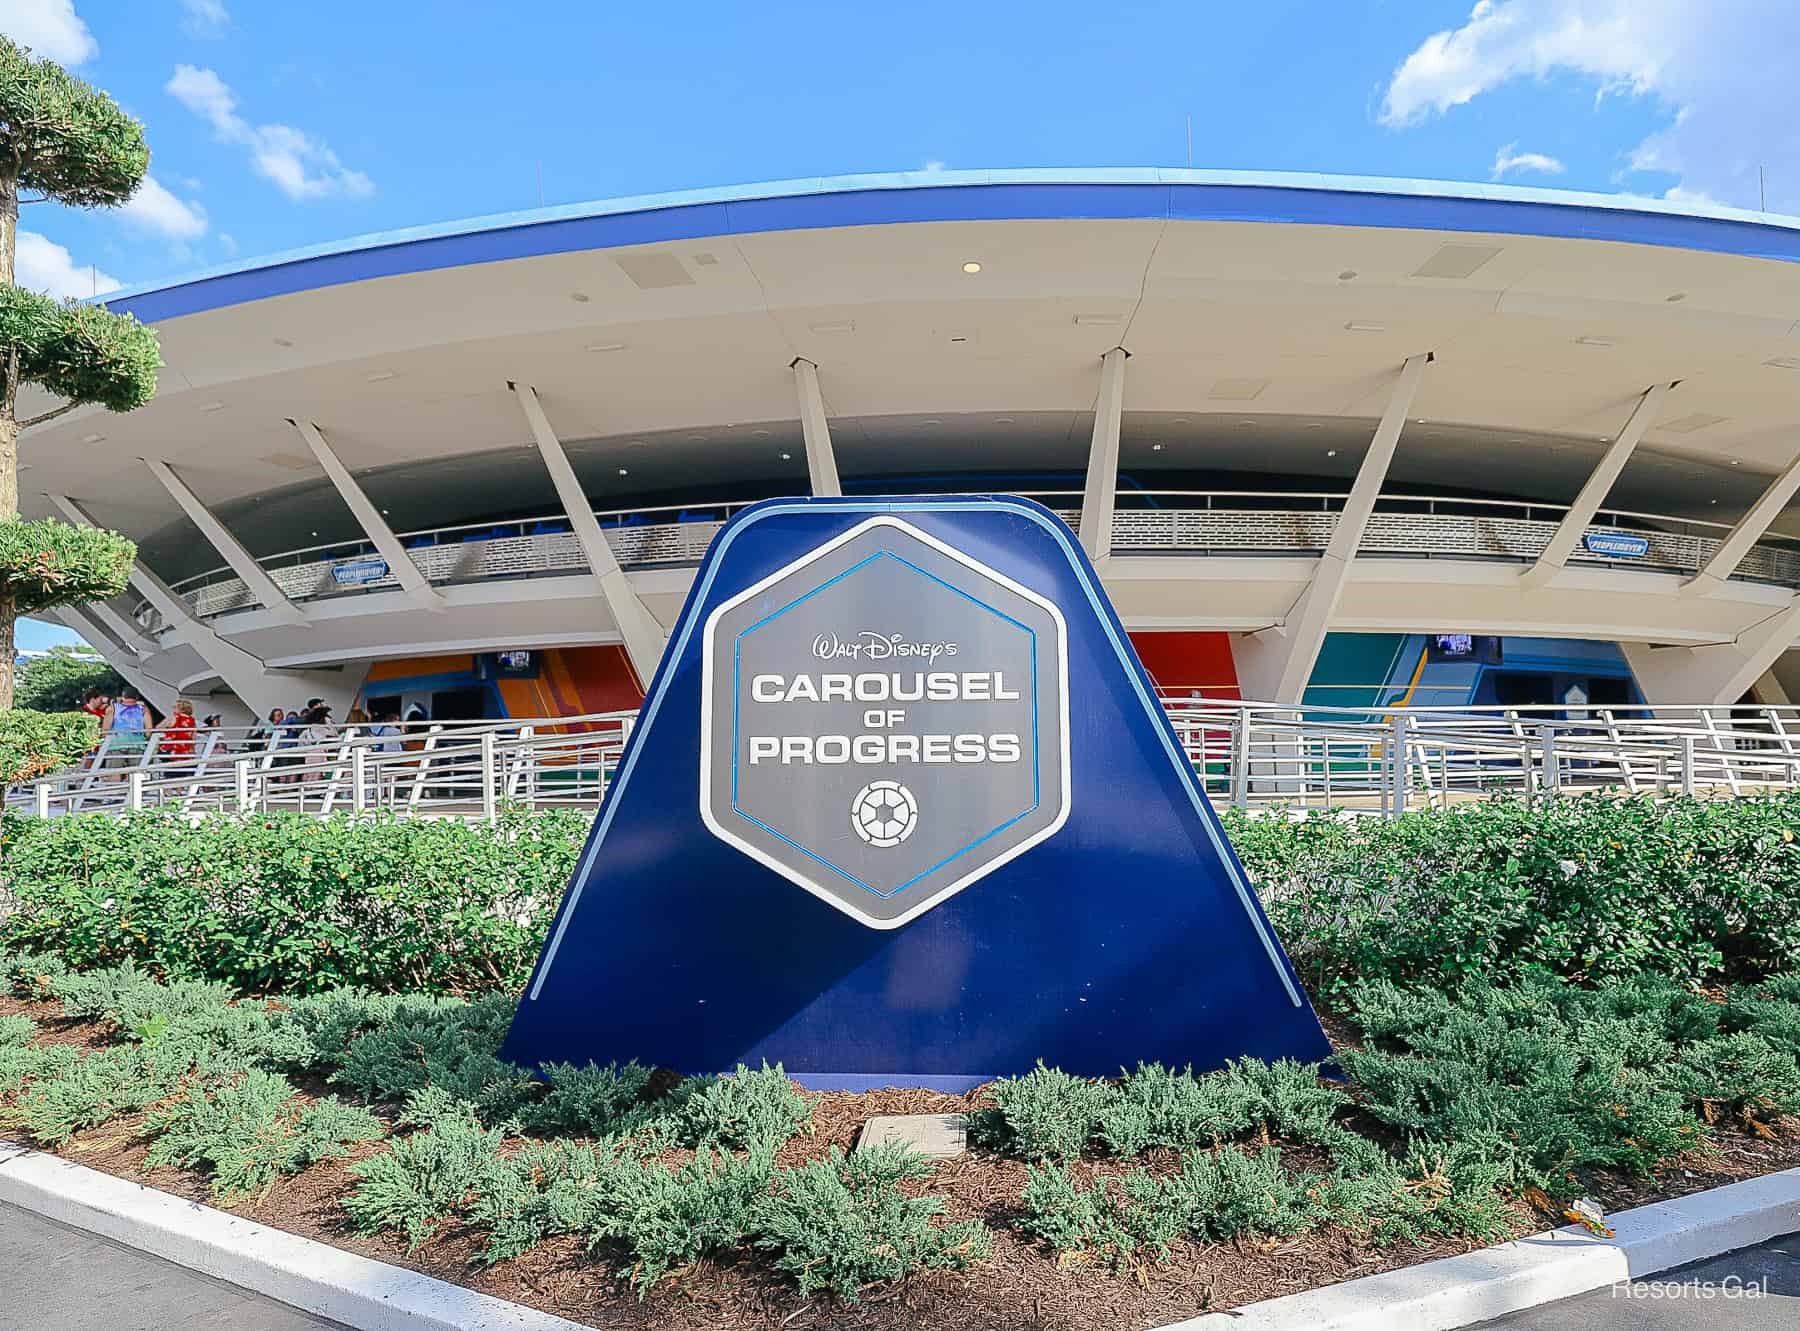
<box><xmin>0</xmin><ymin>707</ymin><xmax>95</xmax><ymax>786</ymax></box>
<box><xmin>14</xmin><ymin>644</ymin><xmax>121</xmax><ymax>712</ymax></box>
<box><xmin>0</xmin><ymin>37</ymin><xmax>148</xmax><ymax>207</ymax></box>
<box><xmin>0</xmin><ymin>286</ymin><xmax>160</xmax><ymax>418</ymax></box>
<box><xmin>0</xmin><ymin>516</ymin><xmax>133</xmax><ymax>614</ymax></box>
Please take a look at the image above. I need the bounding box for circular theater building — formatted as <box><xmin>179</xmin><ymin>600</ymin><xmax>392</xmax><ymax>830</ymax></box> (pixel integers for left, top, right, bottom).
<box><xmin>23</xmin><ymin>168</ymin><xmax>1800</xmax><ymax>724</ymax></box>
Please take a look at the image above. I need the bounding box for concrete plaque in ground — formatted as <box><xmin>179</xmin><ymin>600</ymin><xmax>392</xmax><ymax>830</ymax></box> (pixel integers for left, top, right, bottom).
<box><xmin>855</xmin><ymin>1113</ymin><xmax>969</xmax><ymax>1159</ymax></box>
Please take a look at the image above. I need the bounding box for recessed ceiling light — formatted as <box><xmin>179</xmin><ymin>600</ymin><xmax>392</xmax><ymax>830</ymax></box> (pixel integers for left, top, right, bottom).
<box><xmin>924</xmin><ymin>419</ymin><xmax>943</xmax><ymax>427</ymax></box>
<box><xmin>1305</xmin><ymin>423</ymin><xmax>1325</xmax><ymax>430</ymax></box>
<box><xmin>365</xmin><ymin>370</ymin><xmax>396</xmax><ymax>382</ymax></box>
<box><xmin>585</xmin><ymin>342</ymin><xmax>627</xmax><ymax>353</ymax></box>
<box><xmin>380</xmin><ymin>509</ymin><xmax>389</xmax><ymax>515</ymax></box>
<box><xmin>1239</xmin><ymin>419</ymin><xmax>1257</xmax><ymax>426</ymax></box>
<box><xmin>1173</xmin><ymin>417</ymin><xmax>1189</xmax><ymax>424</ymax></box>
<box><xmin>272</xmin><ymin>336</ymin><xmax>293</xmax><ymax>348</ymax></box>
<box><xmin>1073</xmin><ymin>313</ymin><xmax>1122</xmax><ymax>326</ymax></box>
<box><xmin>961</xmin><ymin>261</ymin><xmax>982</xmax><ymax>274</ymax></box>
<box><xmin>1574</xmin><ymin>336</ymin><xmax>1615</xmax><ymax>348</ymax></box>
<box><xmin>752</xmin><ymin>428</ymin><xmax>771</xmax><ymax>437</ymax></box>
<box><xmin>1344</xmin><ymin>321</ymin><xmax>1385</xmax><ymax>333</ymax></box>
<box><xmin>1326</xmin><ymin>449</ymin><xmax>1340</xmax><ymax>457</ymax></box>
<box><xmin>1151</xmin><ymin>442</ymin><xmax>1164</xmax><ymax>451</ymax></box>
<box><xmin>81</xmin><ymin>433</ymin><xmax>104</xmax><ymax>444</ymax></box>
<box><xmin>1764</xmin><ymin>356</ymin><xmax>1800</xmax><ymax>370</ymax></box>
<box><xmin>692</xmin><ymin>252</ymin><xmax>719</xmax><ymax>267</ymax></box>
<box><xmin>310</xmin><ymin>530</ymin><xmax>319</xmax><ymax>537</ymax></box>
<box><xmin>995</xmin><ymin>417</ymin><xmax>1015</xmax><ymax>425</ymax></box>
<box><xmin>780</xmin><ymin>451</ymin><xmax>792</xmax><ymax>460</ymax></box>
<box><xmin>1666</xmin><ymin>292</ymin><xmax>1686</xmax><ymax>302</ymax></box>
<box><xmin>1338</xmin><ymin>270</ymin><xmax>1357</xmax><ymax>281</ymax></box>
<box><xmin>687</xmin><ymin>433</ymin><xmax>707</xmax><ymax>441</ymax></box>
<box><xmin>569</xmin><ymin>292</ymin><xmax>590</xmax><ymax>303</ymax></box>
<box><xmin>617</xmin><ymin>467</ymin><xmax>629</xmax><ymax>476</ymax></box>
<box><xmin>198</xmin><ymin>401</ymin><xmax>225</xmax><ymax>413</ymax></box>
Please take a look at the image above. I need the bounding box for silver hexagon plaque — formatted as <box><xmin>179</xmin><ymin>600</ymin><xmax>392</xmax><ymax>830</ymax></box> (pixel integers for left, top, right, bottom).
<box><xmin>700</xmin><ymin>516</ymin><xmax>1070</xmax><ymax>929</ymax></box>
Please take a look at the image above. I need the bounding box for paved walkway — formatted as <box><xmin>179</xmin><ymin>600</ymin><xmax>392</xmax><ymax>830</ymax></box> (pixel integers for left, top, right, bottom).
<box><xmin>1473</xmin><ymin>1231</ymin><xmax>1800</xmax><ymax>1329</ymax></box>
<box><xmin>0</xmin><ymin>1201</ymin><xmax>345</xmax><ymax>1331</ymax></box>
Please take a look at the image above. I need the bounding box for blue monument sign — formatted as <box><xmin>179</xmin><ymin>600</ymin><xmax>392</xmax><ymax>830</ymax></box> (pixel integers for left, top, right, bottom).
<box><xmin>502</xmin><ymin>497</ymin><xmax>1329</xmax><ymax>1089</ymax></box>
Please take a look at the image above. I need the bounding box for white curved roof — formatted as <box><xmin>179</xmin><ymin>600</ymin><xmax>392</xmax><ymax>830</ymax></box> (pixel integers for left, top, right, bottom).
<box><xmin>23</xmin><ymin>168</ymin><xmax>1800</xmax><ymax>550</ymax></box>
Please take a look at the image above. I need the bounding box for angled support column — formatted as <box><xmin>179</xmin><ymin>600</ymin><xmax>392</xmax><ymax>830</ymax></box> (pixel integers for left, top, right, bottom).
<box><xmin>289</xmin><ymin>420</ymin><xmax>443</xmax><ymax>610</ymax></box>
<box><xmin>61</xmin><ymin>594</ymin><xmax>156</xmax><ymax>659</ymax></box>
<box><xmin>48</xmin><ymin>494</ymin><xmax>347</xmax><ymax>716</ymax></box>
<box><xmin>510</xmin><ymin>382</ymin><xmax>666</xmax><ymax>687</ymax></box>
<box><xmin>47</xmin><ymin>605</ymin><xmax>179</xmax><ymax>712</ymax></box>
<box><xmin>1521</xmin><ymin>382</ymin><xmax>1673</xmax><ymax>589</ymax></box>
<box><xmin>1078</xmin><ymin>347</ymin><xmax>1130</xmax><ymax>566</ymax></box>
<box><xmin>1684</xmin><ymin>450</ymin><xmax>1800</xmax><ymax>596</ymax></box>
<box><xmin>144</xmin><ymin>458</ymin><xmax>306</xmax><ymax>624</ymax></box>
<box><xmin>790</xmin><ymin>358</ymin><xmax>842</xmax><ymax>496</ymax></box>
<box><xmin>1236</xmin><ymin>353</ymin><xmax>1432</xmax><ymax>704</ymax></box>
<box><xmin>1625</xmin><ymin>598</ymin><xmax>1800</xmax><ymax>707</ymax></box>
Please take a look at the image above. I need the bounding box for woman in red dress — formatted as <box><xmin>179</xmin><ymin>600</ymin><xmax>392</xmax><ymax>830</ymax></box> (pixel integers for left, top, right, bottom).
<box><xmin>158</xmin><ymin>699</ymin><xmax>199</xmax><ymax>764</ymax></box>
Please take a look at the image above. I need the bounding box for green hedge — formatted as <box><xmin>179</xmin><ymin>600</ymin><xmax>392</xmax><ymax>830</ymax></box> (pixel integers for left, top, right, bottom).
<box><xmin>0</xmin><ymin>809</ymin><xmax>587</xmax><ymax>994</ymax></box>
<box><xmin>1222</xmin><ymin>794</ymin><xmax>1800</xmax><ymax>992</ymax></box>
<box><xmin>6</xmin><ymin>794</ymin><xmax>1800</xmax><ymax>999</ymax></box>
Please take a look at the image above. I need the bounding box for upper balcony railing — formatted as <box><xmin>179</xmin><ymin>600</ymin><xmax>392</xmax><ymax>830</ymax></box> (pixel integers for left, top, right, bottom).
<box><xmin>130</xmin><ymin>490</ymin><xmax>1800</xmax><ymax>633</ymax></box>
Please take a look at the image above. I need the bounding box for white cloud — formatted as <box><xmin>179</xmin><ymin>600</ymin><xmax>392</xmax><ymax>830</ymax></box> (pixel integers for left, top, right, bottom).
<box><xmin>923</xmin><ymin>159</ymin><xmax>947</xmax><ymax>173</ymax></box>
<box><xmin>16</xmin><ymin>229</ymin><xmax>119</xmax><ymax>299</ymax></box>
<box><xmin>1492</xmin><ymin>142</ymin><xmax>1566</xmax><ymax>177</ymax></box>
<box><xmin>119</xmin><ymin>174</ymin><xmax>207</xmax><ymax>240</ymax></box>
<box><xmin>180</xmin><ymin>0</ymin><xmax>228</xmax><ymax>36</ymax></box>
<box><xmin>0</xmin><ymin>0</ymin><xmax>97</xmax><ymax>64</ymax></box>
<box><xmin>166</xmin><ymin>64</ymin><xmax>373</xmax><ymax>201</ymax></box>
<box><xmin>1380</xmin><ymin>1</ymin><xmax>1800</xmax><ymax>211</ymax></box>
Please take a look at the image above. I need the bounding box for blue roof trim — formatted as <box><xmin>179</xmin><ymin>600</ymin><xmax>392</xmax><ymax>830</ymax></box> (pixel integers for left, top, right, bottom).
<box><xmin>101</xmin><ymin>168</ymin><xmax>1800</xmax><ymax>324</ymax></box>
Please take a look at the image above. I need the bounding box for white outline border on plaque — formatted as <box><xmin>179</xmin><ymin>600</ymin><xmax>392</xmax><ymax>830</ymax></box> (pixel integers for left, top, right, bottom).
<box><xmin>698</xmin><ymin>515</ymin><xmax>1072</xmax><ymax>931</ymax></box>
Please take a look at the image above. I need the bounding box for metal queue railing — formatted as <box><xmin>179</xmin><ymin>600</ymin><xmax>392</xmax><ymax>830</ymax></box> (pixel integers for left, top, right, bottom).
<box><xmin>11</xmin><ymin>702</ymin><xmax>1800</xmax><ymax>822</ymax></box>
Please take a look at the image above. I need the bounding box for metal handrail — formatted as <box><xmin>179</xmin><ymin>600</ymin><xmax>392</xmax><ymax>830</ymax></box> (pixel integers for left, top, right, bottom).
<box><xmin>13</xmin><ymin>701</ymin><xmax>1800</xmax><ymax>822</ymax></box>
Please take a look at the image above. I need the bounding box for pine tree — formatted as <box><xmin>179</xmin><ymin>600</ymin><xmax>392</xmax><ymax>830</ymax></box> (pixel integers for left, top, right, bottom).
<box><xmin>0</xmin><ymin>36</ymin><xmax>159</xmax><ymax>714</ymax></box>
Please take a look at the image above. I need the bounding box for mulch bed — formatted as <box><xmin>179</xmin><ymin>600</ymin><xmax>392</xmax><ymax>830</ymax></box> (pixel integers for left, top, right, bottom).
<box><xmin>5</xmin><ymin>991</ymin><xmax>1800</xmax><ymax>1331</ymax></box>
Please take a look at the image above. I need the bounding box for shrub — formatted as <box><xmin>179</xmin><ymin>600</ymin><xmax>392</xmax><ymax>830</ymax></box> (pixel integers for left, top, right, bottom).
<box><xmin>0</xmin><ymin>809</ymin><xmax>587</xmax><ymax>994</ymax></box>
<box><xmin>469</xmin><ymin>1138</ymin><xmax>612</xmax><ymax>1266</ymax></box>
<box><xmin>1339</xmin><ymin>974</ymin><xmax>1709</xmax><ymax>1188</ymax></box>
<box><xmin>971</xmin><ymin>1063</ymin><xmax>1115</xmax><ymax>1161</ymax></box>
<box><xmin>526</xmin><ymin>1059</ymin><xmax>657</xmax><ymax>1137</ymax></box>
<box><xmin>0</xmin><ymin>709</ymin><xmax>97</xmax><ymax>788</ymax></box>
<box><xmin>670</xmin><ymin>1062</ymin><xmax>811</xmax><ymax>1152</ymax></box>
<box><xmin>342</xmin><ymin>1092</ymin><xmax>508</xmax><ymax>1250</ymax></box>
<box><xmin>753</xmin><ymin>1144</ymin><xmax>990</xmax><ymax>1301</ymax></box>
<box><xmin>1225</xmin><ymin>795</ymin><xmax>1800</xmax><ymax>990</ymax></box>
<box><xmin>589</xmin><ymin>1145</ymin><xmax>778</xmax><ymax>1295</ymax></box>
<box><xmin>329</xmin><ymin>994</ymin><xmax>536</xmax><ymax>1125</ymax></box>
<box><xmin>144</xmin><ymin>1070</ymin><xmax>383</xmax><ymax>1202</ymax></box>
<box><xmin>5</xmin><ymin>1043</ymin><xmax>189</xmax><ymax>1144</ymax></box>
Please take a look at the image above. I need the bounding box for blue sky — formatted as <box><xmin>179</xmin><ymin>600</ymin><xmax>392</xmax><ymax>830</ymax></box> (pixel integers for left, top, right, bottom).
<box><xmin>7</xmin><ymin>0</ymin><xmax>1794</xmax><ymax>650</ymax></box>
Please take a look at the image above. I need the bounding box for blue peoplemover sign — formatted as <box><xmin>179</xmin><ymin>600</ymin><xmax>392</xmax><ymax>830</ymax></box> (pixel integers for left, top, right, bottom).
<box><xmin>502</xmin><ymin>497</ymin><xmax>1329</xmax><ymax>1090</ymax></box>
<box><xmin>1584</xmin><ymin>531</ymin><xmax>1651</xmax><ymax>559</ymax></box>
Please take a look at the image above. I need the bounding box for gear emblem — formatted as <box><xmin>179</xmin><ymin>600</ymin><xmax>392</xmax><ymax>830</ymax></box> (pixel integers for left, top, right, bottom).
<box><xmin>851</xmin><ymin>781</ymin><xmax>918</xmax><ymax>847</ymax></box>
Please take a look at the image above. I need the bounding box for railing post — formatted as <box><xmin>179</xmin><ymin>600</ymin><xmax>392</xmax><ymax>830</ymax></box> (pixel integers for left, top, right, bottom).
<box><xmin>235</xmin><ymin>758</ymin><xmax>252</xmax><ymax>813</ymax></box>
<box><xmin>1681</xmin><ymin>733</ymin><xmax>1696</xmax><ymax>797</ymax></box>
<box><xmin>481</xmin><ymin>732</ymin><xmax>498</xmax><ymax>824</ymax></box>
<box><xmin>128</xmin><ymin>770</ymin><xmax>145</xmax><ymax>812</ymax></box>
<box><xmin>1388</xmin><ymin>713</ymin><xmax>1410</xmax><ymax>816</ymax></box>
<box><xmin>34</xmin><ymin>782</ymin><xmax>50</xmax><ymax>818</ymax></box>
<box><xmin>1540</xmin><ymin>724</ymin><xmax>1558</xmax><ymax>797</ymax></box>
<box><xmin>352</xmin><ymin>745</ymin><xmax>367</xmax><ymax>815</ymax></box>
<box><xmin>1230</xmin><ymin>711</ymin><xmax>1250</xmax><ymax>808</ymax></box>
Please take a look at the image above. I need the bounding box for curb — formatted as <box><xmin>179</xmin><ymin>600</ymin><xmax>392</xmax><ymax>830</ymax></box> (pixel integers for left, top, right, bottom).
<box><xmin>2</xmin><ymin>1138</ymin><xmax>1796</xmax><ymax>1331</ymax></box>
<box><xmin>0</xmin><ymin>1142</ymin><xmax>599</xmax><ymax>1331</ymax></box>
<box><xmin>1167</xmin><ymin>1166</ymin><xmax>1800</xmax><ymax>1331</ymax></box>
